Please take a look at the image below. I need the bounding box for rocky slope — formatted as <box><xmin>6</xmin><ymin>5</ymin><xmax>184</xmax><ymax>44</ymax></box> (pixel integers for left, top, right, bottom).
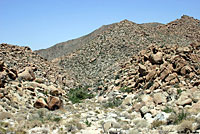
<box><xmin>35</xmin><ymin>24</ymin><xmax>111</xmax><ymax>61</ymax></box>
<box><xmin>0</xmin><ymin>43</ymin><xmax>76</xmax><ymax>115</ymax></box>
<box><xmin>44</xmin><ymin>15</ymin><xmax>200</xmax><ymax>86</ymax></box>
<box><xmin>1</xmin><ymin>42</ymin><xmax>200</xmax><ymax>134</ymax></box>
<box><xmin>1</xmin><ymin>15</ymin><xmax>200</xmax><ymax>134</ymax></box>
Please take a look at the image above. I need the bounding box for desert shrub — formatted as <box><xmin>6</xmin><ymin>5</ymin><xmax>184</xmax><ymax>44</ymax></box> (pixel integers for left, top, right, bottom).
<box><xmin>103</xmin><ymin>98</ymin><xmax>122</xmax><ymax>108</ymax></box>
<box><xmin>151</xmin><ymin>120</ymin><xmax>165</xmax><ymax>128</ymax></box>
<box><xmin>120</xmin><ymin>87</ymin><xmax>132</xmax><ymax>93</ymax></box>
<box><xmin>84</xmin><ymin>119</ymin><xmax>92</xmax><ymax>127</ymax></box>
<box><xmin>68</xmin><ymin>86</ymin><xmax>94</xmax><ymax>104</ymax></box>
<box><xmin>162</xmin><ymin>106</ymin><xmax>174</xmax><ymax>113</ymax></box>
<box><xmin>167</xmin><ymin>110</ymin><xmax>188</xmax><ymax>125</ymax></box>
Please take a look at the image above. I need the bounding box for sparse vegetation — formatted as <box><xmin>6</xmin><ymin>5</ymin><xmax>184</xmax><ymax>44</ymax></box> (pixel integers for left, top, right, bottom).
<box><xmin>120</xmin><ymin>87</ymin><xmax>132</xmax><ymax>93</ymax></box>
<box><xmin>174</xmin><ymin>84</ymin><xmax>180</xmax><ymax>88</ymax></box>
<box><xmin>146</xmin><ymin>81</ymin><xmax>154</xmax><ymax>89</ymax></box>
<box><xmin>177</xmin><ymin>120</ymin><xmax>193</xmax><ymax>133</ymax></box>
<box><xmin>84</xmin><ymin>119</ymin><xmax>92</xmax><ymax>127</ymax></box>
<box><xmin>151</xmin><ymin>120</ymin><xmax>165</xmax><ymax>128</ymax></box>
<box><xmin>68</xmin><ymin>86</ymin><xmax>95</xmax><ymax>104</ymax></box>
<box><xmin>103</xmin><ymin>98</ymin><xmax>122</xmax><ymax>108</ymax></box>
<box><xmin>177</xmin><ymin>89</ymin><xmax>183</xmax><ymax>95</ymax></box>
<box><xmin>167</xmin><ymin>110</ymin><xmax>188</xmax><ymax>125</ymax></box>
<box><xmin>162</xmin><ymin>106</ymin><xmax>174</xmax><ymax>113</ymax></box>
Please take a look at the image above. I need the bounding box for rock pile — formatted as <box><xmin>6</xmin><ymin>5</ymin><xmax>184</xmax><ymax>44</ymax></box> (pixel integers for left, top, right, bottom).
<box><xmin>96</xmin><ymin>42</ymin><xmax>200</xmax><ymax>133</ymax></box>
<box><xmin>49</xmin><ymin>15</ymin><xmax>200</xmax><ymax>86</ymax></box>
<box><xmin>0</xmin><ymin>43</ymin><xmax>73</xmax><ymax>113</ymax></box>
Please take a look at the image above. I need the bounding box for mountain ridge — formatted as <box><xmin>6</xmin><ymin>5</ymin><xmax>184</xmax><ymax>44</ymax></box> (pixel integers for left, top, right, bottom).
<box><xmin>36</xmin><ymin>15</ymin><xmax>200</xmax><ymax>86</ymax></box>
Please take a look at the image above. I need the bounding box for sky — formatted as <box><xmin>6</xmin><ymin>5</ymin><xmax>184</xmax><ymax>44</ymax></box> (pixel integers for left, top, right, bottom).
<box><xmin>0</xmin><ymin>0</ymin><xmax>200</xmax><ymax>50</ymax></box>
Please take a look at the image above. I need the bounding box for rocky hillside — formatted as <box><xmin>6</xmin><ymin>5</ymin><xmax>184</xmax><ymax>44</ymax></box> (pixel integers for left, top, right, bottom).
<box><xmin>42</xmin><ymin>15</ymin><xmax>200</xmax><ymax>86</ymax></box>
<box><xmin>1</xmin><ymin>42</ymin><xmax>200</xmax><ymax>134</ymax></box>
<box><xmin>35</xmin><ymin>24</ymin><xmax>111</xmax><ymax>61</ymax></box>
<box><xmin>0</xmin><ymin>43</ymin><xmax>77</xmax><ymax>113</ymax></box>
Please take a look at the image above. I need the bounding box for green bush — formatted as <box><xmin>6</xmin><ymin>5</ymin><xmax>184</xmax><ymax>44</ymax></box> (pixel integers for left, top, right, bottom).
<box><xmin>68</xmin><ymin>86</ymin><xmax>94</xmax><ymax>104</ymax></box>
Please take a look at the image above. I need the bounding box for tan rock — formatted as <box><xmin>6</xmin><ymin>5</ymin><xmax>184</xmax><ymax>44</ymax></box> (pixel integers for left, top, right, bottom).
<box><xmin>149</xmin><ymin>52</ymin><xmax>163</xmax><ymax>64</ymax></box>
<box><xmin>165</xmin><ymin>73</ymin><xmax>177</xmax><ymax>82</ymax></box>
<box><xmin>176</xmin><ymin>92</ymin><xmax>193</xmax><ymax>106</ymax></box>
<box><xmin>35</xmin><ymin>78</ymin><xmax>45</xmax><ymax>83</ymax></box>
<box><xmin>47</xmin><ymin>96</ymin><xmax>62</xmax><ymax>110</ymax></box>
<box><xmin>138</xmin><ymin>64</ymin><xmax>148</xmax><ymax>76</ymax></box>
<box><xmin>177</xmin><ymin>47</ymin><xmax>190</xmax><ymax>53</ymax></box>
<box><xmin>150</xmin><ymin>81</ymin><xmax>160</xmax><ymax>90</ymax></box>
<box><xmin>169</xmin><ymin>78</ymin><xmax>179</xmax><ymax>85</ymax></box>
<box><xmin>188</xmin><ymin>53</ymin><xmax>200</xmax><ymax>63</ymax></box>
<box><xmin>8</xmin><ymin>69</ymin><xmax>17</xmax><ymax>80</ymax></box>
<box><xmin>141</xmin><ymin>95</ymin><xmax>154</xmax><ymax>106</ymax></box>
<box><xmin>188</xmin><ymin>101</ymin><xmax>200</xmax><ymax>114</ymax></box>
<box><xmin>18</xmin><ymin>67</ymin><xmax>35</xmax><ymax>81</ymax></box>
<box><xmin>34</xmin><ymin>98</ymin><xmax>48</xmax><ymax>109</ymax></box>
<box><xmin>146</xmin><ymin>70</ymin><xmax>157</xmax><ymax>81</ymax></box>
<box><xmin>0</xmin><ymin>93</ymin><xmax>4</xmax><ymax>98</ymax></box>
<box><xmin>177</xmin><ymin>98</ymin><xmax>192</xmax><ymax>106</ymax></box>
<box><xmin>132</xmin><ymin>102</ymin><xmax>145</xmax><ymax>112</ymax></box>
<box><xmin>153</xmin><ymin>93</ymin><xmax>166</xmax><ymax>104</ymax></box>
<box><xmin>160</xmin><ymin>68</ymin><xmax>171</xmax><ymax>80</ymax></box>
<box><xmin>180</xmin><ymin>65</ymin><xmax>192</xmax><ymax>75</ymax></box>
<box><xmin>49</xmin><ymin>85</ymin><xmax>62</xmax><ymax>96</ymax></box>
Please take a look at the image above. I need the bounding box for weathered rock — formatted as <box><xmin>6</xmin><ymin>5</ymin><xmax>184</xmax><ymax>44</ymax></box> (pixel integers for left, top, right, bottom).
<box><xmin>49</xmin><ymin>85</ymin><xmax>62</xmax><ymax>96</ymax></box>
<box><xmin>132</xmin><ymin>102</ymin><xmax>145</xmax><ymax>112</ymax></box>
<box><xmin>153</xmin><ymin>93</ymin><xmax>166</xmax><ymax>104</ymax></box>
<box><xmin>177</xmin><ymin>98</ymin><xmax>192</xmax><ymax>106</ymax></box>
<box><xmin>180</xmin><ymin>65</ymin><xmax>192</xmax><ymax>75</ymax></box>
<box><xmin>138</xmin><ymin>64</ymin><xmax>148</xmax><ymax>76</ymax></box>
<box><xmin>0</xmin><ymin>93</ymin><xmax>4</xmax><ymax>98</ymax></box>
<box><xmin>0</xmin><ymin>61</ymin><xmax>4</xmax><ymax>71</ymax></box>
<box><xmin>0</xmin><ymin>79</ymin><xmax>4</xmax><ymax>88</ymax></box>
<box><xmin>47</xmin><ymin>96</ymin><xmax>62</xmax><ymax>110</ymax></box>
<box><xmin>165</xmin><ymin>73</ymin><xmax>177</xmax><ymax>82</ymax></box>
<box><xmin>34</xmin><ymin>98</ymin><xmax>48</xmax><ymax>109</ymax></box>
<box><xmin>18</xmin><ymin>67</ymin><xmax>35</xmax><ymax>81</ymax></box>
<box><xmin>149</xmin><ymin>52</ymin><xmax>163</xmax><ymax>64</ymax></box>
<box><xmin>35</xmin><ymin>78</ymin><xmax>45</xmax><ymax>83</ymax></box>
<box><xmin>146</xmin><ymin>69</ymin><xmax>157</xmax><ymax>81</ymax></box>
<box><xmin>122</xmin><ymin>95</ymin><xmax>133</xmax><ymax>105</ymax></box>
<box><xmin>140</xmin><ymin>106</ymin><xmax>150</xmax><ymax>115</ymax></box>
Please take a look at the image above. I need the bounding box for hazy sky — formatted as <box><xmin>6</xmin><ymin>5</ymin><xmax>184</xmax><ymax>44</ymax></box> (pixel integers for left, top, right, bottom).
<box><xmin>0</xmin><ymin>0</ymin><xmax>200</xmax><ymax>50</ymax></box>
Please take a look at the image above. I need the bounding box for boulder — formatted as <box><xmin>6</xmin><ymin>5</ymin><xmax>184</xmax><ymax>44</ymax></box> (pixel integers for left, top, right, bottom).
<box><xmin>149</xmin><ymin>52</ymin><xmax>163</xmax><ymax>64</ymax></box>
<box><xmin>153</xmin><ymin>93</ymin><xmax>167</xmax><ymax>104</ymax></box>
<box><xmin>0</xmin><ymin>61</ymin><xmax>4</xmax><ymax>71</ymax></box>
<box><xmin>138</xmin><ymin>64</ymin><xmax>148</xmax><ymax>76</ymax></box>
<box><xmin>34</xmin><ymin>98</ymin><xmax>48</xmax><ymax>109</ymax></box>
<box><xmin>47</xmin><ymin>96</ymin><xmax>62</xmax><ymax>110</ymax></box>
<box><xmin>146</xmin><ymin>69</ymin><xmax>157</xmax><ymax>81</ymax></box>
<box><xmin>18</xmin><ymin>67</ymin><xmax>35</xmax><ymax>81</ymax></box>
<box><xmin>0</xmin><ymin>79</ymin><xmax>4</xmax><ymax>88</ymax></box>
<box><xmin>177</xmin><ymin>98</ymin><xmax>192</xmax><ymax>106</ymax></box>
<box><xmin>165</xmin><ymin>73</ymin><xmax>177</xmax><ymax>82</ymax></box>
<box><xmin>180</xmin><ymin>65</ymin><xmax>192</xmax><ymax>75</ymax></box>
<box><xmin>49</xmin><ymin>85</ymin><xmax>62</xmax><ymax>96</ymax></box>
<box><xmin>177</xmin><ymin>47</ymin><xmax>190</xmax><ymax>53</ymax></box>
